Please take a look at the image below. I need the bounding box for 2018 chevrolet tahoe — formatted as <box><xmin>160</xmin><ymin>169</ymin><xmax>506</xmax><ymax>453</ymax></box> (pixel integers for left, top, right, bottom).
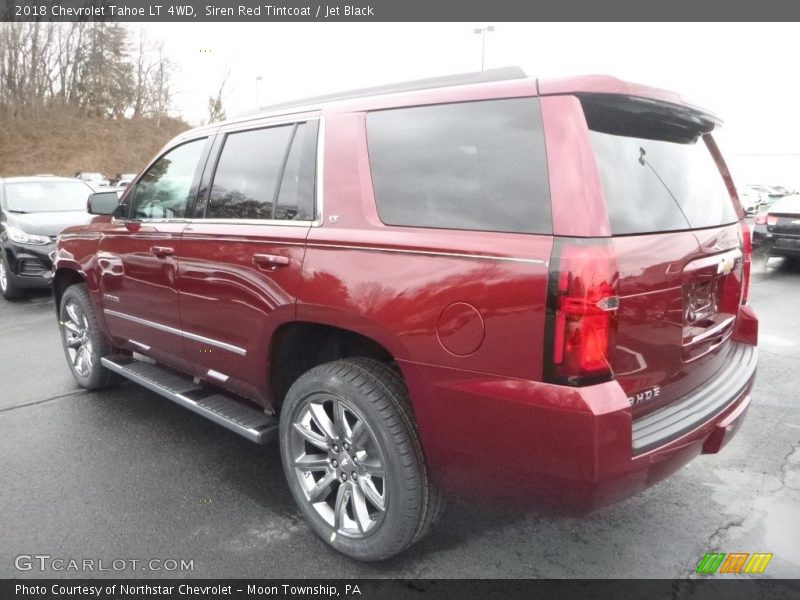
<box><xmin>53</xmin><ymin>68</ymin><xmax>759</xmax><ymax>561</ymax></box>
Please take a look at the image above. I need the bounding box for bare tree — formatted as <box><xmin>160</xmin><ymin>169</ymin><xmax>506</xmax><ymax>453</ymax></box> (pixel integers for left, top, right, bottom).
<box><xmin>0</xmin><ymin>22</ymin><xmax>175</xmax><ymax>121</ymax></box>
<box><xmin>149</xmin><ymin>41</ymin><xmax>174</xmax><ymax>124</ymax></box>
<box><xmin>207</xmin><ymin>67</ymin><xmax>230</xmax><ymax>124</ymax></box>
<box><xmin>131</xmin><ymin>27</ymin><xmax>153</xmax><ymax>118</ymax></box>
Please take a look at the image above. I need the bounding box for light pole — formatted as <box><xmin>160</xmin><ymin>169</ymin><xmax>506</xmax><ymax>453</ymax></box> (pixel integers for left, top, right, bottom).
<box><xmin>255</xmin><ymin>75</ymin><xmax>263</xmax><ymax>108</ymax></box>
<box><xmin>473</xmin><ymin>25</ymin><xmax>495</xmax><ymax>72</ymax></box>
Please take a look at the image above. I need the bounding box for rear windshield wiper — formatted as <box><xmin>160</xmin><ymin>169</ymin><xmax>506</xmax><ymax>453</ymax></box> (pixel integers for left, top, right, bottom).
<box><xmin>638</xmin><ymin>147</ymin><xmax>691</xmax><ymax>228</ymax></box>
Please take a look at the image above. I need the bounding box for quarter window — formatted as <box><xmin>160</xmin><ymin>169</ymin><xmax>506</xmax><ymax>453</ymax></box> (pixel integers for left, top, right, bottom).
<box><xmin>131</xmin><ymin>138</ymin><xmax>207</xmax><ymax>219</ymax></box>
<box><xmin>366</xmin><ymin>98</ymin><xmax>551</xmax><ymax>234</ymax></box>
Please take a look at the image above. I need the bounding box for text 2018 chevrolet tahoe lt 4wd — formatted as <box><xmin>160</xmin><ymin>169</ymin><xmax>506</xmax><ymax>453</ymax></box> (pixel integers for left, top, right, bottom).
<box><xmin>54</xmin><ymin>68</ymin><xmax>758</xmax><ymax>561</ymax></box>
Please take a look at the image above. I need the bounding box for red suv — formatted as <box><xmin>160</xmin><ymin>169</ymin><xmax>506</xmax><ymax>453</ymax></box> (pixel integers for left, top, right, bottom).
<box><xmin>54</xmin><ymin>68</ymin><xmax>758</xmax><ymax>561</ymax></box>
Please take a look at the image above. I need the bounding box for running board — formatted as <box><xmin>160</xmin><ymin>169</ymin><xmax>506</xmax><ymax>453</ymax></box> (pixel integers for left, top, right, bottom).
<box><xmin>100</xmin><ymin>355</ymin><xmax>278</xmax><ymax>444</ymax></box>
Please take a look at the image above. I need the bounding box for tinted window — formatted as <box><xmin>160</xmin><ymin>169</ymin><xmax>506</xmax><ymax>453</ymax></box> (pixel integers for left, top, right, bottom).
<box><xmin>5</xmin><ymin>180</ymin><xmax>93</xmax><ymax>213</ymax></box>
<box><xmin>366</xmin><ymin>98</ymin><xmax>551</xmax><ymax>234</ymax></box>
<box><xmin>131</xmin><ymin>139</ymin><xmax>206</xmax><ymax>219</ymax></box>
<box><xmin>205</xmin><ymin>122</ymin><xmax>315</xmax><ymax>221</ymax></box>
<box><xmin>276</xmin><ymin>121</ymin><xmax>317</xmax><ymax>221</ymax></box>
<box><xmin>589</xmin><ymin>131</ymin><xmax>737</xmax><ymax>234</ymax></box>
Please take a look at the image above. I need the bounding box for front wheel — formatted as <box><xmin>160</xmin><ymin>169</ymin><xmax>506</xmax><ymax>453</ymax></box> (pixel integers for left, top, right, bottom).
<box><xmin>59</xmin><ymin>284</ymin><xmax>119</xmax><ymax>389</ymax></box>
<box><xmin>279</xmin><ymin>358</ymin><xmax>444</xmax><ymax>561</ymax></box>
<box><xmin>0</xmin><ymin>255</ymin><xmax>24</xmax><ymax>300</ymax></box>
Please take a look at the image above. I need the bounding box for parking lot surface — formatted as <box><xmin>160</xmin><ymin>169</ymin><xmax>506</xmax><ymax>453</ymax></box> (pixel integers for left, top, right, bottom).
<box><xmin>1</xmin><ymin>254</ymin><xmax>798</xmax><ymax>578</ymax></box>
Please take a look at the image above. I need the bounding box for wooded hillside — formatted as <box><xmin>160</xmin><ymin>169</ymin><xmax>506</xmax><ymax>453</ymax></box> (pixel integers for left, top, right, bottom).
<box><xmin>0</xmin><ymin>22</ymin><xmax>190</xmax><ymax>178</ymax></box>
<box><xmin>0</xmin><ymin>109</ymin><xmax>189</xmax><ymax>177</ymax></box>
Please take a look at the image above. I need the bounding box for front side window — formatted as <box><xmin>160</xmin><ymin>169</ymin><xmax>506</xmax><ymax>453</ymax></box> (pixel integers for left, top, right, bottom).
<box><xmin>366</xmin><ymin>98</ymin><xmax>552</xmax><ymax>234</ymax></box>
<box><xmin>131</xmin><ymin>138</ymin><xmax>207</xmax><ymax>219</ymax></box>
<box><xmin>204</xmin><ymin>121</ymin><xmax>316</xmax><ymax>221</ymax></box>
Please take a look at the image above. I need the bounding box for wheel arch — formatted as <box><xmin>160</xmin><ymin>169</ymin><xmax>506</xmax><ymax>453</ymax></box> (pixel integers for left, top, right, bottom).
<box><xmin>53</xmin><ymin>268</ymin><xmax>88</xmax><ymax>311</ymax></box>
<box><xmin>269</xmin><ymin>320</ymin><xmax>404</xmax><ymax>413</ymax></box>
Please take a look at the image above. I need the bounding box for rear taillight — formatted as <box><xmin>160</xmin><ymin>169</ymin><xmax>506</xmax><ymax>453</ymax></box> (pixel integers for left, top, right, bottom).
<box><xmin>754</xmin><ymin>213</ymin><xmax>767</xmax><ymax>226</ymax></box>
<box><xmin>740</xmin><ymin>220</ymin><xmax>752</xmax><ymax>305</ymax></box>
<box><xmin>545</xmin><ymin>239</ymin><xmax>619</xmax><ymax>386</ymax></box>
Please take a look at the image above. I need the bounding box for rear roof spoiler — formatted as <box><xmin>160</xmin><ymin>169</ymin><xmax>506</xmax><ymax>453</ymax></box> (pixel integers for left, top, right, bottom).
<box><xmin>578</xmin><ymin>93</ymin><xmax>720</xmax><ymax>143</ymax></box>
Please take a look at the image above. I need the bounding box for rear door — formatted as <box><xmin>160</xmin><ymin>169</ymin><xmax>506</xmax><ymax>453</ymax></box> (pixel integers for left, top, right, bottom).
<box><xmin>580</xmin><ymin>95</ymin><xmax>745</xmax><ymax>417</ymax></box>
<box><xmin>176</xmin><ymin>118</ymin><xmax>318</xmax><ymax>404</ymax></box>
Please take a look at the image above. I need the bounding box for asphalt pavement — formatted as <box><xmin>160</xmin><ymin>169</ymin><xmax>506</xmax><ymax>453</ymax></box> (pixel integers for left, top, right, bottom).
<box><xmin>1</xmin><ymin>253</ymin><xmax>798</xmax><ymax>578</ymax></box>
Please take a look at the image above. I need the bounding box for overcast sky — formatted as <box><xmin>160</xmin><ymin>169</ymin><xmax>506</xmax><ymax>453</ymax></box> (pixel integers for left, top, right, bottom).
<box><xmin>145</xmin><ymin>22</ymin><xmax>799</xmax><ymax>188</ymax></box>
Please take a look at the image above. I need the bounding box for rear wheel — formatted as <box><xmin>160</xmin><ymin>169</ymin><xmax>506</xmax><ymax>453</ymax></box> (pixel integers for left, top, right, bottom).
<box><xmin>0</xmin><ymin>256</ymin><xmax>24</xmax><ymax>300</ymax></box>
<box><xmin>279</xmin><ymin>358</ymin><xmax>444</xmax><ymax>561</ymax></box>
<box><xmin>59</xmin><ymin>284</ymin><xmax>119</xmax><ymax>389</ymax></box>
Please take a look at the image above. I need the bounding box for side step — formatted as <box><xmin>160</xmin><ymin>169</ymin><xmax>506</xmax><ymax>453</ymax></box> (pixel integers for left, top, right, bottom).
<box><xmin>101</xmin><ymin>355</ymin><xmax>278</xmax><ymax>444</ymax></box>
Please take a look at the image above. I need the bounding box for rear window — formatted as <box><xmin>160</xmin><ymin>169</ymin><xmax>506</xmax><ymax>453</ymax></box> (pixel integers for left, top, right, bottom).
<box><xmin>771</xmin><ymin>194</ymin><xmax>800</xmax><ymax>214</ymax></box>
<box><xmin>366</xmin><ymin>98</ymin><xmax>551</xmax><ymax>235</ymax></box>
<box><xmin>589</xmin><ymin>130</ymin><xmax>738</xmax><ymax>235</ymax></box>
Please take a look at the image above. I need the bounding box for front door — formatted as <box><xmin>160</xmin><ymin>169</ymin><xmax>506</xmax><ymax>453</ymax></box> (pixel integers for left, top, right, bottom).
<box><xmin>99</xmin><ymin>137</ymin><xmax>212</xmax><ymax>373</ymax></box>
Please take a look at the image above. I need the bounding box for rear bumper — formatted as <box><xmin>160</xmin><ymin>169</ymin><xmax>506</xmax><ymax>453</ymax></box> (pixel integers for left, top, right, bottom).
<box><xmin>631</xmin><ymin>342</ymin><xmax>757</xmax><ymax>454</ymax></box>
<box><xmin>402</xmin><ymin>341</ymin><xmax>757</xmax><ymax>512</ymax></box>
<box><xmin>752</xmin><ymin>227</ymin><xmax>800</xmax><ymax>256</ymax></box>
<box><xmin>768</xmin><ymin>236</ymin><xmax>800</xmax><ymax>258</ymax></box>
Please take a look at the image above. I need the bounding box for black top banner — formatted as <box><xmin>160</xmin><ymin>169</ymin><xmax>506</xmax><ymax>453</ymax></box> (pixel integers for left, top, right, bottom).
<box><xmin>2</xmin><ymin>0</ymin><xmax>800</xmax><ymax>22</ymax></box>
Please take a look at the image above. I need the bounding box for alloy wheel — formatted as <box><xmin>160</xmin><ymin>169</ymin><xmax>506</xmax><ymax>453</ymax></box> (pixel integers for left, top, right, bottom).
<box><xmin>61</xmin><ymin>300</ymin><xmax>94</xmax><ymax>377</ymax></box>
<box><xmin>289</xmin><ymin>394</ymin><xmax>388</xmax><ymax>538</ymax></box>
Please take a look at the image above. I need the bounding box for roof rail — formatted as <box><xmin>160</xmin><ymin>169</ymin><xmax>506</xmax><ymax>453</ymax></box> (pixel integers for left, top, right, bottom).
<box><xmin>237</xmin><ymin>66</ymin><xmax>528</xmax><ymax>118</ymax></box>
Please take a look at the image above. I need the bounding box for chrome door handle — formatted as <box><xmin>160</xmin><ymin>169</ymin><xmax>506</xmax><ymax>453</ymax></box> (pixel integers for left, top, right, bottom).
<box><xmin>150</xmin><ymin>246</ymin><xmax>175</xmax><ymax>258</ymax></box>
<box><xmin>253</xmin><ymin>253</ymin><xmax>290</xmax><ymax>269</ymax></box>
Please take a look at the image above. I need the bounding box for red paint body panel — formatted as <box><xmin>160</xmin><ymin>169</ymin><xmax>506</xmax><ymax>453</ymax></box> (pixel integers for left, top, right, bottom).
<box><xmin>540</xmin><ymin>95</ymin><xmax>611</xmax><ymax>238</ymax></box>
<box><xmin>97</xmin><ymin>221</ymin><xmax>193</xmax><ymax>374</ymax></box>
<box><xmin>299</xmin><ymin>111</ymin><xmax>551</xmax><ymax>379</ymax></box>
<box><xmin>609</xmin><ymin>224</ymin><xmax>745</xmax><ymax>418</ymax></box>
<box><xmin>400</xmin><ymin>354</ymin><xmax>753</xmax><ymax>510</ymax></box>
<box><xmin>176</xmin><ymin>222</ymin><xmax>309</xmax><ymax>402</ymax></box>
<box><xmin>53</xmin><ymin>72</ymin><xmax>758</xmax><ymax>512</ymax></box>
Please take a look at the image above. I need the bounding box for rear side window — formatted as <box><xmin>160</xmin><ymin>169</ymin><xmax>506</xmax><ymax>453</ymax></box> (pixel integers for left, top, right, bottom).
<box><xmin>366</xmin><ymin>98</ymin><xmax>551</xmax><ymax>234</ymax></box>
<box><xmin>588</xmin><ymin>128</ymin><xmax>737</xmax><ymax>235</ymax></box>
<box><xmin>205</xmin><ymin>121</ymin><xmax>316</xmax><ymax>221</ymax></box>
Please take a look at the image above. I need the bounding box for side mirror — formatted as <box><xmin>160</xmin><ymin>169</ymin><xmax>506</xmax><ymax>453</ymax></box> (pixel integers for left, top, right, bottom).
<box><xmin>88</xmin><ymin>192</ymin><xmax>120</xmax><ymax>215</ymax></box>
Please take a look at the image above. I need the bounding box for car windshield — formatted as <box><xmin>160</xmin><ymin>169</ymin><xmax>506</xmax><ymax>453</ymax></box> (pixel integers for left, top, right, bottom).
<box><xmin>5</xmin><ymin>181</ymin><xmax>92</xmax><ymax>213</ymax></box>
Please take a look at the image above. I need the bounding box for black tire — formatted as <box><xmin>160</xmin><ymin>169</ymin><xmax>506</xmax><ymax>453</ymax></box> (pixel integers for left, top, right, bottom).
<box><xmin>0</xmin><ymin>255</ymin><xmax>24</xmax><ymax>300</ymax></box>
<box><xmin>279</xmin><ymin>357</ymin><xmax>444</xmax><ymax>561</ymax></box>
<box><xmin>58</xmin><ymin>284</ymin><xmax>119</xmax><ymax>390</ymax></box>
